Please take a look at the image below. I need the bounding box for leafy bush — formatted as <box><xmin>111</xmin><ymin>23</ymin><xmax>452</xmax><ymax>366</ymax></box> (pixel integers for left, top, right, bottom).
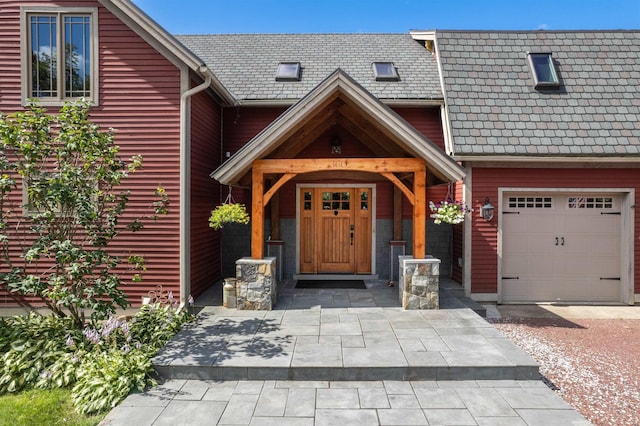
<box><xmin>130</xmin><ymin>303</ymin><xmax>192</xmax><ymax>353</ymax></box>
<box><xmin>0</xmin><ymin>314</ymin><xmax>83</xmax><ymax>393</ymax></box>
<box><xmin>0</xmin><ymin>303</ymin><xmax>192</xmax><ymax>414</ymax></box>
<box><xmin>0</xmin><ymin>101</ymin><xmax>170</xmax><ymax>328</ymax></box>
<box><xmin>72</xmin><ymin>349</ymin><xmax>152</xmax><ymax>414</ymax></box>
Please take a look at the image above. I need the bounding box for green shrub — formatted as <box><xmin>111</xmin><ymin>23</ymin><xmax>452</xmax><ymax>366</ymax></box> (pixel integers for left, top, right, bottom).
<box><xmin>72</xmin><ymin>349</ymin><xmax>152</xmax><ymax>414</ymax></box>
<box><xmin>0</xmin><ymin>303</ymin><xmax>193</xmax><ymax>414</ymax></box>
<box><xmin>129</xmin><ymin>303</ymin><xmax>192</xmax><ymax>353</ymax></box>
<box><xmin>0</xmin><ymin>101</ymin><xmax>170</xmax><ymax>328</ymax></box>
<box><xmin>0</xmin><ymin>314</ymin><xmax>83</xmax><ymax>393</ymax></box>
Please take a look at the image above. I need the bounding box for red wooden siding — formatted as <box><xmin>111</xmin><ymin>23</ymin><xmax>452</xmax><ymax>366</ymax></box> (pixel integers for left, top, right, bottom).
<box><xmin>450</xmin><ymin>182</ymin><xmax>464</xmax><ymax>283</ymax></box>
<box><xmin>222</xmin><ymin>107</ymin><xmax>286</xmax><ymax>206</ymax></box>
<box><xmin>470</xmin><ymin>167</ymin><xmax>640</xmax><ymax>295</ymax></box>
<box><xmin>0</xmin><ymin>1</ymin><xmax>22</xmax><ymax>108</ymax></box>
<box><xmin>0</xmin><ymin>0</ymin><xmax>182</xmax><ymax>305</ymax></box>
<box><xmin>223</xmin><ymin>107</ymin><xmax>287</xmax><ymax>154</ymax></box>
<box><xmin>190</xmin><ymin>89</ymin><xmax>222</xmax><ymax>298</ymax></box>
<box><xmin>395</xmin><ymin>107</ymin><xmax>446</xmax><ymax>152</ymax></box>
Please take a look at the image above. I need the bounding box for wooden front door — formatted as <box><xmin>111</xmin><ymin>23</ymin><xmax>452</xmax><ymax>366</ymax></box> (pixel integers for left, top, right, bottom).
<box><xmin>300</xmin><ymin>187</ymin><xmax>372</xmax><ymax>274</ymax></box>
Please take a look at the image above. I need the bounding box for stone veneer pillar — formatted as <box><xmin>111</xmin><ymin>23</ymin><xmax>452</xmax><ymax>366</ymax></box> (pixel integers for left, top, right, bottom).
<box><xmin>235</xmin><ymin>257</ymin><xmax>277</xmax><ymax>310</ymax></box>
<box><xmin>399</xmin><ymin>256</ymin><xmax>440</xmax><ymax>309</ymax></box>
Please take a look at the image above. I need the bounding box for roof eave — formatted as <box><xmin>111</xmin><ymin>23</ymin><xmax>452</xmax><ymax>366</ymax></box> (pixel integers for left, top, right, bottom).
<box><xmin>453</xmin><ymin>154</ymin><xmax>640</xmax><ymax>163</ymax></box>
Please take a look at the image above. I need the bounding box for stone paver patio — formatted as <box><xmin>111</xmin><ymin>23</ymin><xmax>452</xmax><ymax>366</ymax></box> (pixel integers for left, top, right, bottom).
<box><xmin>100</xmin><ymin>280</ymin><xmax>591</xmax><ymax>425</ymax></box>
<box><xmin>101</xmin><ymin>379</ymin><xmax>590</xmax><ymax>426</ymax></box>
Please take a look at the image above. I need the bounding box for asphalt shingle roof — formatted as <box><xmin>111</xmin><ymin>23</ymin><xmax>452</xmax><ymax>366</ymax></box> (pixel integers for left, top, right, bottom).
<box><xmin>436</xmin><ymin>30</ymin><xmax>640</xmax><ymax>156</ymax></box>
<box><xmin>175</xmin><ymin>33</ymin><xmax>442</xmax><ymax>102</ymax></box>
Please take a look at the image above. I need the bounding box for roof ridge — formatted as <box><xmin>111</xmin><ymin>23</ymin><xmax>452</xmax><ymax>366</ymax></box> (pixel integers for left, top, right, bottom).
<box><xmin>434</xmin><ymin>29</ymin><xmax>640</xmax><ymax>33</ymax></box>
<box><xmin>175</xmin><ymin>32</ymin><xmax>411</xmax><ymax>37</ymax></box>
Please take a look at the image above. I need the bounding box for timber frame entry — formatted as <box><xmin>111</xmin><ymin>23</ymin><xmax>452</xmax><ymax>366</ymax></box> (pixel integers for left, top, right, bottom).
<box><xmin>251</xmin><ymin>157</ymin><xmax>427</xmax><ymax>259</ymax></box>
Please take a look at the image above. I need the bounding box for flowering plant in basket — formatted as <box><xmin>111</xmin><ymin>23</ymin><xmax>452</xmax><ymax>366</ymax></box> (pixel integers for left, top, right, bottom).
<box><xmin>209</xmin><ymin>203</ymin><xmax>250</xmax><ymax>230</ymax></box>
<box><xmin>429</xmin><ymin>199</ymin><xmax>470</xmax><ymax>224</ymax></box>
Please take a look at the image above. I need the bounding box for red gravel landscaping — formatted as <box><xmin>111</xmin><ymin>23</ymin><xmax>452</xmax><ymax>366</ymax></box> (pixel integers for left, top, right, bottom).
<box><xmin>490</xmin><ymin>317</ymin><xmax>640</xmax><ymax>426</ymax></box>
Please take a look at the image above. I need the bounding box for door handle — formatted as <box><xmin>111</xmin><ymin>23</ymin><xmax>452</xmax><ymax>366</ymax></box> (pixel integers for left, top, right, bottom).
<box><xmin>555</xmin><ymin>237</ymin><xmax>559</xmax><ymax>246</ymax></box>
<box><xmin>555</xmin><ymin>237</ymin><xmax>565</xmax><ymax>246</ymax></box>
<box><xmin>350</xmin><ymin>224</ymin><xmax>354</xmax><ymax>246</ymax></box>
<box><xmin>561</xmin><ymin>237</ymin><xmax>565</xmax><ymax>246</ymax></box>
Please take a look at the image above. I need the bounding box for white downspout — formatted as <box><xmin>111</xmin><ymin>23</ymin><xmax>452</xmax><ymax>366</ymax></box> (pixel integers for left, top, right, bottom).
<box><xmin>179</xmin><ymin>66</ymin><xmax>212</xmax><ymax>306</ymax></box>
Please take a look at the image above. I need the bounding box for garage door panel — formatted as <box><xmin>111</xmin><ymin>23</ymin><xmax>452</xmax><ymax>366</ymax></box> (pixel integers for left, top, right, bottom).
<box><xmin>502</xmin><ymin>277</ymin><xmax>533</xmax><ymax>301</ymax></box>
<box><xmin>561</xmin><ymin>254</ymin><xmax>619</xmax><ymax>277</ymax></box>
<box><xmin>565</xmin><ymin>236</ymin><xmax>620</xmax><ymax>258</ymax></box>
<box><xmin>503</xmin><ymin>253</ymin><xmax>555</xmax><ymax>275</ymax></box>
<box><xmin>561</xmin><ymin>215</ymin><xmax>600</xmax><ymax>233</ymax></box>
<box><xmin>559</xmin><ymin>278</ymin><xmax>620</xmax><ymax>303</ymax></box>
<box><xmin>501</xmin><ymin>192</ymin><xmax>622</xmax><ymax>303</ymax></box>
<box><xmin>589</xmin><ymin>279</ymin><xmax>623</xmax><ymax>302</ymax></box>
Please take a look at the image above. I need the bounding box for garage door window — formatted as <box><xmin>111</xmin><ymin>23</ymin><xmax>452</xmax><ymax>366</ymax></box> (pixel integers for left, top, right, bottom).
<box><xmin>508</xmin><ymin>196</ymin><xmax>552</xmax><ymax>209</ymax></box>
<box><xmin>568</xmin><ymin>197</ymin><xmax>613</xmax><ymax>209</ymax></box>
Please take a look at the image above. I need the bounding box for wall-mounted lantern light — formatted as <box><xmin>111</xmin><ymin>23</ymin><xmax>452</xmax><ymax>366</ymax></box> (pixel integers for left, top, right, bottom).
<box><xmin>331</xmin><ymin>136</ymin><xmax>342</xmax><ymax>155</ymax></box>
<box><xmin>480</xmin><ymin>197</ymin><xmax>494</xmax><ymax>222</ymax></box>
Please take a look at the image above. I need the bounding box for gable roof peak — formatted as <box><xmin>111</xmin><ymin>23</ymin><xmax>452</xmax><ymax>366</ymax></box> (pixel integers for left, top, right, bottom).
<box><xmin>212</xmin><ymin>68</ymin><xmax>464</xmax><ymax>185</ymax></box>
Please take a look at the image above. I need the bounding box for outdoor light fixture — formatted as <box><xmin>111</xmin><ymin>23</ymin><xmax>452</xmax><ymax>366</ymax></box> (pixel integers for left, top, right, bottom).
<box><xmin>331</xmin><ymin>136</ymin><xmax>342</xmax><ymax>154</ymax></box>
<box><xmin>481</xmin><ymin>197</ymin><xmax>495</xmax><ymax>222</ymax></box>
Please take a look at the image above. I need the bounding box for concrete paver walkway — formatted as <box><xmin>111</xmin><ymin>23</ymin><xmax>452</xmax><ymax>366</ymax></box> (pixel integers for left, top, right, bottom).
<box><xmin>101</xmin><ymin>378</ymin><xmax>590</xmax><ymax>425</ymax></box>
<box><xmin>100</xmin><ymin>280</ymin><xmax>592</xmax><ymax>425</ymax></box>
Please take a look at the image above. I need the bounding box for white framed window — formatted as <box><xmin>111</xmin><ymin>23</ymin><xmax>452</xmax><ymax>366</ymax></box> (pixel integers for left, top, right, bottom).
<box><xmin>567</xmin><ymin>196</ymin><xmax>614</xmax><ymax>209</ymax></box>
<box><xmin>508</xmin><ymin>196</ymin><xmax>553</xmax><ymax>209</ymax></box>
<box><xmin>21</xmin><ymin>7</ymin><xmax>99</xmax><ymax>105</ymax></box>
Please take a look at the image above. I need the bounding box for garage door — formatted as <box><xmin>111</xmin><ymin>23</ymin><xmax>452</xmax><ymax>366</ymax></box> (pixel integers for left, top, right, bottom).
<box><xmin>502</xmin><ymin>193</ymin><xmax>621</xmax><ymax>303</ymax></box>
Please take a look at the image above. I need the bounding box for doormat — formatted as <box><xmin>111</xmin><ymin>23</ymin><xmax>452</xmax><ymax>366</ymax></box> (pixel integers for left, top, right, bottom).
<box><xmin>296</xmin><ymin>280</ymin><xmax>366</xmax><ymax>289</ymax></box>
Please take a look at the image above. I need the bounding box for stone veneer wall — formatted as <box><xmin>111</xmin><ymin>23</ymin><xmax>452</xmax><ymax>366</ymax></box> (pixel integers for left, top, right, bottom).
<box><xmin>223</xmin><ymin>218</ymin><xmax>452</xmax><ymax>281</ymax></box>
<box><xmin>399</xmin><ymin>256</ymin><xmax>440</xmax><ymax>309</ymax></box>
<box><xmin>235</xmin><ymin>257</ymin><xmax>277</xmax><ymax>310</ymax></box>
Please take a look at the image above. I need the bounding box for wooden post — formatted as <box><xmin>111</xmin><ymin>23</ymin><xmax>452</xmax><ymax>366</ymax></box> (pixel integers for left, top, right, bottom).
<box><xmin>412</xmin><ymin>166</ymin><xmax>427</xmax><ymax>259</ymax></box>
<box><xmin>251</xmin><ymin>168</ymin><xmax>265</xmax><ymax>259</ymax></box>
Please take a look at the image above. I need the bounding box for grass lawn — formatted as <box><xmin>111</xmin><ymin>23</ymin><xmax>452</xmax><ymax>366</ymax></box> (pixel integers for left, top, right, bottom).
<box><xmin>0</xmin><ymin>388</ymin><xmax>105</xmax><ymax>426</ymax></box>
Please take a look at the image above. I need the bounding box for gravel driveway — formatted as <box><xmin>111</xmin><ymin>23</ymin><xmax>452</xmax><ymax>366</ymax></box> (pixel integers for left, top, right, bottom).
<box><xmin>489</xmin><ymin>313</ymin><xmax>640</xmax><ymax>426</ymax></box>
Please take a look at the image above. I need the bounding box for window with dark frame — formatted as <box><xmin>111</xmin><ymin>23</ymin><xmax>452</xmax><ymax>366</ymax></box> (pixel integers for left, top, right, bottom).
<box><xmin>372</xmin><ymin>62</ymin><xmax>399</xmax><ymax>81</ymax></box>
<box><xmin>28</xmin><ymin>11</ymin><xmax>93</xmax><ymax>100</ymax></box>
<box><xmin>527</xmin><ymin>52</ymin><xmax>559</xmax><ymax>89</ymax></box>
<box><xmin>275</xmin><ymin>62</ymin><xmax>301</xmax><ymax>81</ymax></box>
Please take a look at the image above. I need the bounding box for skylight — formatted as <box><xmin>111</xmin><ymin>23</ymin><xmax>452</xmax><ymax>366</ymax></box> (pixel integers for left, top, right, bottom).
<box><xmin>276</xmin><ymin>62</ymin><xmax>301</xmax><ymax>81</ymax></box>
<box><xmin>372</xmin><ymin>62</ymin><xmax>399</xmax><ymax>81</ymax></box>
<box><xmin>527</xmin><ymin>53</ymin><xmax>559</xmax><ymax>89</ymax></box>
